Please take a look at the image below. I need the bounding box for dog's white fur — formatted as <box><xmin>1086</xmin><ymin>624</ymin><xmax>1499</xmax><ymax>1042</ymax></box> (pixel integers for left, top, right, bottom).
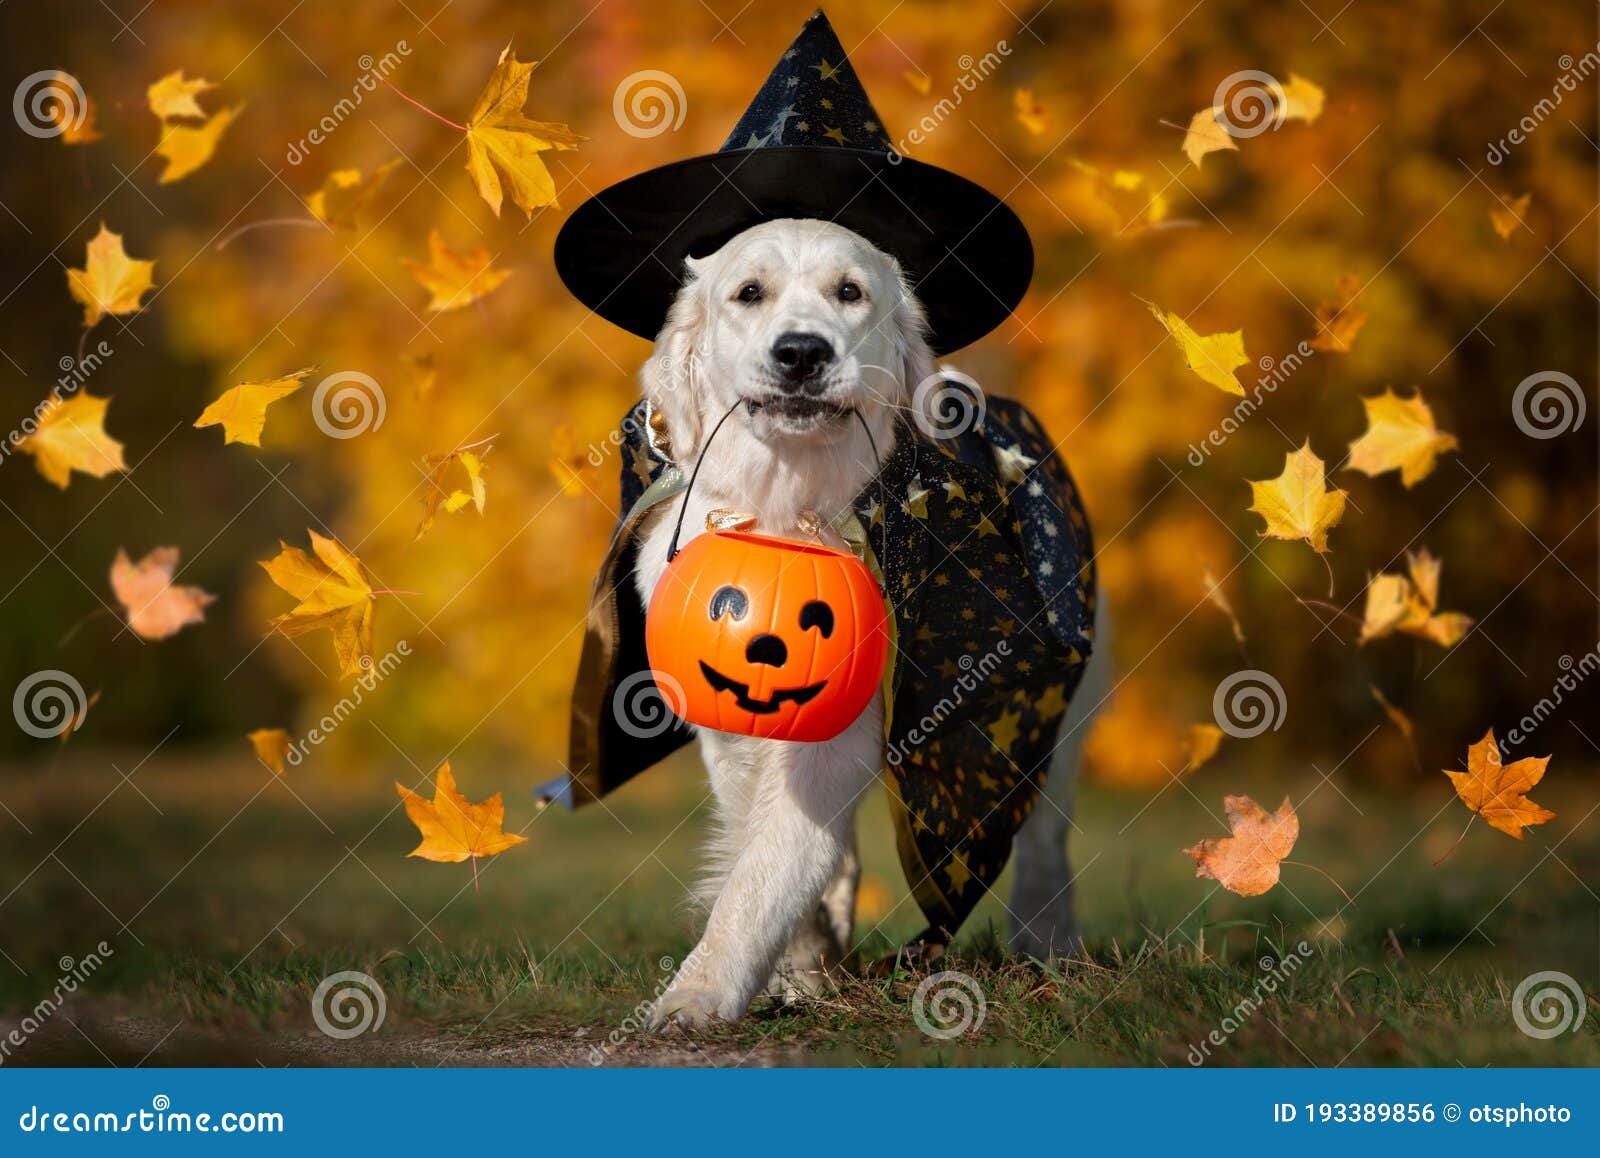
<box><xmin>631</xmin><ymin>219</ymin><xmax>1106</xmax><ymax>1029</ymax></box>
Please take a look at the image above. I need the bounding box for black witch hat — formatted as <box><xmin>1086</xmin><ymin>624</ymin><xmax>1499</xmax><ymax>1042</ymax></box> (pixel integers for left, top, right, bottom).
<box><xmin>554</xmin><ymin>10</ymin><xmax>1032</xmax><ymax>354</ymax></box>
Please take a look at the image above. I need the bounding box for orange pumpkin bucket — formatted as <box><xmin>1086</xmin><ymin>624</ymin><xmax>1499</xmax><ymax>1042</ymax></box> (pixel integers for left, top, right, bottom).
<box><xmin>645</xmin><ymin>529</ymin><xmax>888</xmax><ymax>742</ymax></box>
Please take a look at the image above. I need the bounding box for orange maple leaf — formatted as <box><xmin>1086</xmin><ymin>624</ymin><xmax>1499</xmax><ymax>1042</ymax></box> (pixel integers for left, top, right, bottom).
<box><xmin>111</xmin><ymin>546</ymin><xmax>216</xmax><ymax>640</ymax></box>
<box><xmin>1184</xmin><ymin>794</ymin><xmax>1298</xmax><ymax>896</ymax></box>
<box><xmin>1444</xmin><ymin>730</ymin><xmax>1556</xmax><ymax>840</ymax></box>
<box><xmin>395</xmin><ymin>761</ymin><xmax>528</xmax><ymax>866</ymax></box>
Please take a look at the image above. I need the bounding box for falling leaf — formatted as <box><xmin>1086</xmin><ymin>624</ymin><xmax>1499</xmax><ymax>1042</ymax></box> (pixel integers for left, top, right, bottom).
<box><xmin>67</xmin><ymin>224</ymin><xmax>155</xmax><ymax>327</ymax></box>
<box><xmin>903</xmin><ymin>70</ymin><xmax>932</xmax><ymax>96</ymax></box>
<box><xmin>1358</xmin><ymin>548</ymin><xmax>1472</xmax><ymax>647</ymax></box>
<box><xmin>147</xmin><ymin>70</ymin><xmax>215</xmax><ymax>120</ymax></box>
<box><xmin>1346</xmin><ymin>388</ymin><xmax>1458</xmax><ymax>488</ymax></box>
<box><xmin>402</xmin><ymin>230</ymin><xmax>513</xmax><ymax>312</ymax></box>
<box><xmin>111</xmin><ymin>546</ymin><xmax>216</xmax><ymax>640</ymax></box>
<box><xmin>260</xmin><ymin>531</ymin><xmax>378</xmax><ymax>677</ymax></box>
<box><xmin>16</xmin><ymin>393</ymin><xmax>127</xmax><ymax>489</ymax></box>
<box><xmin>156</xmin><ymin>104</ymin><xmax>242</xmax><ymax>183</ymax></box>
<box><xmin>405</xmin><ymin>350</ymin><xmax>438</xmax><ymax>398</ymax></box>
<box><xmin>60</xmin><ymin>689</ymin><xmax>102</xmax><ymax>746</ymax></box>
<box><xmin>194</xmin><ymin>368</ymin><xmax>313</xmax><ymax>447</ymax></box>
<box><xmin>1444</xmin><ymin>730</ymin><xmax>1555</xmax><ymax>840</ymax></box>
<box><xmin>1013</xmin><ymin>88</ymin><xmax>1049</xmax><ymax>135</ymax></box>
<box><xmin>1247</xmin><ymin>442</ymin><xmax>1347</xmax><ymax>554</ymax></box>
<box><xmin>1181</xmin><ymin>106</ymin><xmax>1237</xmax><ymax>168</ymax></box>
<box><xmin>1184</xmin><ymin>794</ymin><xmax>1298</xmax><ymax>896</ymax></box>
<box><xmin>1279</xmin><ymin>73</ymin><xmax>1325</xmax><ymax>124</ymax></box>
<box><xmin>307</xmin><ymin>161</ymin><xmax>401</xmax><ymax>231</ymax></box>
<box><xmin>44</xmin><ymin>74</ymin><xmax>101</xmax><ymax>144</ymax></box>
<box><xmin>1370</xmin><ymin>685</ymin><xmax>1413</xmax><ymax>739</ymax></box>
<box><xmin>395</xmin><ymin>761</ymin><xmax>529</xmax><ymax>863</ymax></box>
<box><xmin>1186</xmin><ymin>724</ymin><xmax>1225</xmax><ymax>770</ymax></box>
<box><xmin>547</xmin><ymin>425</ymin><xmax>593</xmax><ymax>497</ymax></box>
<box><xmin>247</xmin><ymin>728</ymin><xmax>291</xmax><ymax>774</ymax></box>
<box><xmin>464</xmin><ymin>45</ymin><xmax>584</xmax><ymax>218</ymax></box>
<box><xmin>1308</xmin><ymin>273</ymin><xmax>1369</xmax><ymax>353</ymax></box>
<box><xmin>1490</xmin><ymin>192</ymin><xmax>1531</xmax><ymax>240</ymax></box>
<box><xmin>417</xmin><ymin>447</ymin><xmax>489</xmax><ymax>539</ymax></box>
<box><xmin>1202</xmin><ymin>566</ymin><xmax>1246</xmax><ymax>644</ymax></box>
<box><xmin>1143</xmin><ymin>300</ymin><xmax>1248</xmax><ymax>395</ymax></box>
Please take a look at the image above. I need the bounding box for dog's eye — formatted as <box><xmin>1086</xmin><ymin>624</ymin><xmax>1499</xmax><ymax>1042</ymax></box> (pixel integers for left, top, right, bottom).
<box><xmin>799</xmin><ymin>600</ymin><xmax>834</xmax><ymax>638</ymax></box>
<box><xmin>708</xmin><ymin>585</ymin><xmax>749</xmax><ymax>621</ymax></box>
<box><xmin>735</xmin><ymin>281</ymin><xmax>763</xmax><ymax>304</ymax></box>
<box><xmin>837</xmin><ymin>281</ymin><xmax>863</xmax><ymax>303</ymax></box>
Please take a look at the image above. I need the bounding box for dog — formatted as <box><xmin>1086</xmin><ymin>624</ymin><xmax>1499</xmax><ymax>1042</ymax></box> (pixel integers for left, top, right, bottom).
<box><xmin>623</xmin><ymin>218</ymin><xmax>1110</xmax><ymax>1030</ymax></box>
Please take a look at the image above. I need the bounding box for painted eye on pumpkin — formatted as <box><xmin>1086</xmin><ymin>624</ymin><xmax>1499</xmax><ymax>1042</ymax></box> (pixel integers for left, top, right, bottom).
<box><xmin>798</xmin><ymin>600</ymin><xmax>834</xmax><ymax>638</ymax></box>
<box><xmin>708</xmin><ymin>585</ymin><xmax>749</xmax><ymax>621</ymax></box>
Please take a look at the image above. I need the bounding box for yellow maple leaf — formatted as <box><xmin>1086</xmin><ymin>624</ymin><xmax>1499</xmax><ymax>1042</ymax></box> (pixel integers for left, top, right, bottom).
<box><xmin>1444</xmin><ymin>730</ymin><xmax>1555</xmax><ymax>840</ymax></box>
<box><xmin>465</xmin><ymin>45</ymin><xmax>584</xmax><ymax>218</ymax></box>
<box><xmin>259</xmin><ymin>531</ymin><xmax>379</xmax><ymax>677</ymax></box>
<box><xmin>1181</xmin><ymin>106</ymin><xmax>1237</xmax><ymax>168</ymax></box>
<box><xmin>1144</xmin><ymin>300</ymin><xmax>1248</xmax><ymax>395</ymax></box>
<box><xmin>67</xmin><ymin>224</ymin><xmax>155</xmax><ymax>327</ymax></box>
<box><xmin>147</xmin><ymin>70</ymin><xmax>215</xmax><ymax>120</ymax></box>
<box><xmin>41</xmin><ymin>73</ymin><xmax>101</xmax><ymax>144</ymax></box>
<box><xmin>1247</xmin><ymin>442</ymin><xmax>1347</xmax><ymax>553</ymax></box>
<box><xmin>402</xmin><ymin>231</ymin><xmax>513</xmax><ymax>312</ymax></box>
<box><xmin>111</xmin><ymin>546</ymin><xmax>215</xmax><ymax>640</ymax></box>
<box><xmin>194</xmin><ymin>368</ymin><xmax>313</xmax><ymax>447</ymax></box>
<box><xmin>416</xmin><ymin>447</ymin><xmax>489</xmax><ymax>539</ymax></box>
<box><xmin>247</xmin><ymin>728</ymin><xmax>292</xmax><ymax>775</ymax></box>
<box><xmin>547</xmin><ymin>425</ymin><xmax>596</xmax><ymax>497</ymax></box>
<box><xmin>1358</xmin><ymin>548</ymin><xmax>1472</xmax><ymax>647</ymax></box>
<box><xmin>395</xmin><ymin>761</ymin><xmax>529</xmax><ymax>864</ymax></box>
<box><xmin>16</xmin><ymin>393</ymin><xmax>127</xmax><ymax>489</ymax></box>
<box><xmin>1279</xmin><ymin>73</ymin><xmax>1325</xmax><ymax>124</ymax></box>
<box><xmin>156</xmin><ymin>104</ymin><xmax>242</xmax><ymax>183</ymax></box>
<box><xmin>1183</xmin><ymin>794</ymin><xmax>1298</xmax><ymax>896</ymax></box>
<box><xmin>1186</xmin><ymin>724</ymin><xmax>1226</xmax><ymax>771</ymax></box>
<box><xmin>1346</xmin><ymin>388</ymin><xmax>1458</xmax><ymax>488</ymax></box>
<box><xmin>1490</xmin><ymin>192</ymin><xmax>1531</xmax><ymax>241</ymax></box>
<box><xmin>1013</xmin><ymin>88</ymin><xmax>1050</xmax><ymax>135</ymax></box>
<box><xmin>1309</xmin><ymin>273</ymin><xmax>1368</xmax><ymax>353</ymax></box>
<box><xmin>307</xmin><ymin>161</ymin><xmax>400</xmax><ymax>230</ymax></box>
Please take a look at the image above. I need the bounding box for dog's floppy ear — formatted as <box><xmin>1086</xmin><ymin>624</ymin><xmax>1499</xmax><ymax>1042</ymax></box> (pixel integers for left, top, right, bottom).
<box><xmin>888</xmin><ymin>263</ymin><xmax>941</xmax><ymax>422</ymax></box>
<box><xmin>639</xmin><ymin>258</ymin><xmax>709</xmax><ymax>460</ymax></box>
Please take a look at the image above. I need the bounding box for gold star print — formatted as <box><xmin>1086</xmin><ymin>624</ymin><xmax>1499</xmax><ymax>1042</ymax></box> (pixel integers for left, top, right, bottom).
<box><xmin>994</xmin><ymin>616</ymin><xmax>1016</xmax><ymax>637</ymax></box>
<box><xmin>1034</xmin><ymin>684</ymin><xmax>1069</xmax><ymax>718</ymax></box>
<box><xmin>993</xmin><ymin>442</ymin><xmax>1038</xmax><ymax>484</ymax></box>
<box><xmin>943</xmin><ymin>850</ymin><xmax>973</xmax><ymax>892</ymax></box>
<box><xmin>942</xmin><ymin>479</ymin><xmax>967</xmax><ymax>502</ymax></box>
<box><xmin>988</xmin><ymin>707</ymin><xmax>1022</xmax><ymax>753</ymax></box>
<box><xmin>936</xmin><ymin>657</ymin><xmax>962</xmax><ymax>679</ymax></box>
<box><xmin>822</xmin><ymin>125</ymin><xmax>849</xmax><ymax>145</ymax></box>
<box><xmin>913</xmin><ymin>808</ymin><xmax>929</xmax><ymax>833</ymax></box>
<box><xmin>865</xmin><ymin>119</ymin><xmax>880</xmax><ymax>132</ymax></box>
<box><xmin>975</xmin><ymin>514</ymin><xmax>1001</xmax><ymax>538</ymax></box>
<box><xmin>820</xmin><ymin>97</ymin><xmax>834</xmax><ymax>110</ymax></box>
<box><xmin>905</xmin><ymin>476</ymin><xmax>931</xmax><ymax>518</ymax></box>
<box><xmin>627</xmin><ymin>440</ymin><xmax>655</xmax><ymax>489</ymax></box>
<box><xmin>914</xmin><ymin>622</ymin><xmax>941</xmax><ymax>644</ymax></box>
<box><xmin>814</xmin><ymin>59</ymin><xmax>843</xmax><ymax>82</ymax></box>
<box><xmin>796</xmin><ymin>120</ymin><xmax>810</xmax><ymax>133</ymax></box>
<box><xmin>976</xmin><ymin>770</ymin><xmax>1000</xmax><ymax>792</ymax></box>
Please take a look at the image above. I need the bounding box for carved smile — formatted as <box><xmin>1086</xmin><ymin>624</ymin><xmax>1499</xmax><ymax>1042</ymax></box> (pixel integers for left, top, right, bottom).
<box><xmin>698</xmin><ymin>661</ymin><xmax>827</xmax><ymax>715</ymax></box>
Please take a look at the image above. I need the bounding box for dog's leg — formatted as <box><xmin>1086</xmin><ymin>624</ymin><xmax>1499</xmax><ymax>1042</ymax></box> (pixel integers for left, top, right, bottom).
<box><xmin>652</xmin><ymin>706</ymin><xmax>881</xmax><ymax>1029</ymax></box>
<box><xmin>1010</xmin><ymin>600</ymin><xmax>1112</xmax><ymax>960</ymax></box>
<box><xmin>766</xmin><ymin>832</ymin><xmax>859</xmax><ymax>1001</ymax></box>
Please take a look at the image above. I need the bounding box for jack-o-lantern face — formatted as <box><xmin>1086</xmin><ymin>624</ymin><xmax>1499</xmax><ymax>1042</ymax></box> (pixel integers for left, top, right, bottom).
<box><xmin>645</xmin><ymin>531</ymin><xmax>889</xmax><ymax>741</ymax></box>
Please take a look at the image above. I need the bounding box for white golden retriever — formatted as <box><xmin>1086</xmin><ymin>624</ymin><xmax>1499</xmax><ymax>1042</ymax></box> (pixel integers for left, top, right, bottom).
<box><xmin>631</xmin><ymin>218</ymin><xmax>1107</xmax><ymax>1029</ymax></box>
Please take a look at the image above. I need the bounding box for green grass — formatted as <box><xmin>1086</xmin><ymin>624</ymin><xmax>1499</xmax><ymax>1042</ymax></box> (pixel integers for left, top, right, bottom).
<box><xmin>1</xmin><ymin>746</ymin><xmax>1596</xmax><ymax>1066</ymax></box>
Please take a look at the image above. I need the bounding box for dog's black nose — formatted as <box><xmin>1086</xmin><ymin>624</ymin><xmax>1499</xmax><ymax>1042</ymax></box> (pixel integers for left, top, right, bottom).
<box><xmin>744</xmin><ymin>633</ymin><xmax>788</xmax><ymax>668</ymax></box>
<box><xmin>770</xmin><ymin>332</ymin><xmax>834</xmax><ymax>391</ymax></box>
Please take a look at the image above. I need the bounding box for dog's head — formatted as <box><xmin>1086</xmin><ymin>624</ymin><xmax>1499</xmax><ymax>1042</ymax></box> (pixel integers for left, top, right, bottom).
<box><xmin>641</xmin><ymin>219</ymin><xmax>939</xmax><ymax>460</ymax></box>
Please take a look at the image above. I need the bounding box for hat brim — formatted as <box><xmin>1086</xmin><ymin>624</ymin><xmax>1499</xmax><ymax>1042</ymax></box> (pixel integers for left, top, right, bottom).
<box><xmin>553</xmin><ymin>147</ymin><xmax>1032</xmax><ymax>355</ymax></box>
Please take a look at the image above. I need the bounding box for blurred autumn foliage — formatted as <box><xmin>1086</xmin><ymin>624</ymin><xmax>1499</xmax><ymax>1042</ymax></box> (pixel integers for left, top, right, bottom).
<box><xmin>1</xmin><ymin>0</ymin><xmax>1595</xmax><ymax>796</ymax></box>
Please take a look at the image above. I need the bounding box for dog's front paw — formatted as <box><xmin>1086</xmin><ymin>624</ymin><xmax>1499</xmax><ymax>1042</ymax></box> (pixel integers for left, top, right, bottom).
<box><xmin>649</xmin><ymin>986</ymin><xmax>735</xmax><ymax>1032</ymax></box>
